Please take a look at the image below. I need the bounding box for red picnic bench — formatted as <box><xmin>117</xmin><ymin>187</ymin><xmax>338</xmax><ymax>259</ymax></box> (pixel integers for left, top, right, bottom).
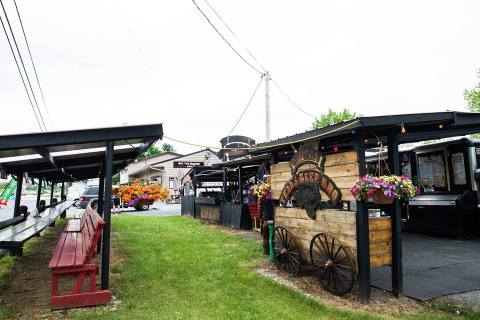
<box><xmin>49</xmin><ymin>204</ymin><xmax>110</xmax><ymax>309</ymax></box>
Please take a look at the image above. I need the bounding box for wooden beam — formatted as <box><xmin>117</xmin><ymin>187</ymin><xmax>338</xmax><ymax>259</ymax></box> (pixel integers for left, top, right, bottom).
<box><xmin>101</xmin><ymin>141</ymin><xmax>113</xmax><ymax>290</ymax></box>
<box><xmin>354</xmin><ymin>135</ymin><xmax>371</xmax><ymax>304</ymax></box>
<box><xmin>388</xmin><ymin>130</ymin><xmax>403</xmax><ymax>297</ymax></box>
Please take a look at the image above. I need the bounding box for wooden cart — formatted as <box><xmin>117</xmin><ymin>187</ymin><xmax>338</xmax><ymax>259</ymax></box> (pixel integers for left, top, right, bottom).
<box><xmin>273</xmin><ymin>207</ymin><xmax>391</xmax><ymax>295</ymax></box>
<box><xmin>270</xmin><ymin>150</ymin><xmax>392</xmax><ymax>295</ymax></box>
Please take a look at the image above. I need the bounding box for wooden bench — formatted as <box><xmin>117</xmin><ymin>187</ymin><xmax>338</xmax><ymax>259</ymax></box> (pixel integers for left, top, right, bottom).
<box><xmin>0</xmin><ymin>201</ymin><xmax>73</xmax><ymax>255</ymax></box>
<box><xmin>49</xmin><ymin>205</ymin><xmax>110</xmax><ymax>309</ymax></box>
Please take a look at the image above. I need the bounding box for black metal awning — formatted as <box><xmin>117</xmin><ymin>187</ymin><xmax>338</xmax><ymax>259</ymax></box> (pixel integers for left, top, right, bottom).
<box><xmin>0</xmin><ymin>124</ymin><xmax>163</xmax><ymax>182</ymax></box>
<box><xmin>252</xmin><ymin>111</ymin><xmax>480</xmax><ymax>154</ymax></box>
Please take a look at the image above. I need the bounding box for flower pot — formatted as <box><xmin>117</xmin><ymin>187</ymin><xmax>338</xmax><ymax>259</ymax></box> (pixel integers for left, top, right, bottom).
<box><xmin>372</xmin><ymin>190</ymin><xmax>394</xmax><ymax>205</ymax></box>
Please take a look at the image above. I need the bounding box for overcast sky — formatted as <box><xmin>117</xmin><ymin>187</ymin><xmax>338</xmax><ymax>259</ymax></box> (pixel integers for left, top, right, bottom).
<box><xmin>1</xmin><ymin>0</ymin><xmax>479</xmax><ymax>153</ymax></box>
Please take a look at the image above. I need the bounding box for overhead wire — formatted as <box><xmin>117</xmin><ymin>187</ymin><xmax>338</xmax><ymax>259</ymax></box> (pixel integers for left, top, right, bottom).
<box><xmin>0</xmin><ymin>0</ymin><xmax>47</xmax><ymax>131</ymax></box>
<box><xmin>226</xmin><ymin>75</ymin><xmax>264</xmax><ymax>137</ymax></box>
<box><xmin>271</xmin><ymin>79</ymin><xmax>316</xmax><ymax>119</ymax></box>
<box><xmin>191</xmin><ymin>0</ymin><xmax>263</xmax><ymax>75</ymax></box>
<box><xmin>163</xmin><ymin>119</ymin><xmax>361</xmax><ymax>151</ymax></box>
<box><xmin>13</xmin><ymin>0</ymin><xmax>53</xmax><ymax>128</ymax></box>
<box><xmin>195</xmin><ymin>0</ymin><xmax>317</xmax><ymax>122</ymax></box>
<box><xmin>0</xmin><ymin>2</ymin><xmax>43</xmax><ymax>131</ymax></box>
<box><xmin>203</xmin><ymin>0</ymin><xmax>266</xmax><ymax>72</ymax></box>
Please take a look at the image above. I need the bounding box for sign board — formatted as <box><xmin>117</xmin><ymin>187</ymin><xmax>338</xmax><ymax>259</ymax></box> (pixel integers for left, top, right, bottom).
<box><xmin>173</xmin><ymin>161</ymin><xmax>203</xmax><ymax>168</ymax></box>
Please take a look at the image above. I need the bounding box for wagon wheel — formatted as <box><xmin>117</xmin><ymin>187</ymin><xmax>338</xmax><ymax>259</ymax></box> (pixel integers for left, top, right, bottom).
<box><xmin>310</xmin><ymin>233</ymin><xmax>355</xmax><ymax>295</ymax></box>
<box><xmin>273</xmin><ymin>226</ymin><xmax>301</xmax><ymax>276</ymax></box>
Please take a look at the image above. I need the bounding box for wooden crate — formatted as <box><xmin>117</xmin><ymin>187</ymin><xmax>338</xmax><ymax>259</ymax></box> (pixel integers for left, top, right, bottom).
<box><xmin>275</xmin><ymin>207</ymin><xmax>392</xmax><ymax>268</ymax></box>
<box><xmin>271</xmin><ymin>151</ymin><xmax>359</xmax><ymax>202</ymax></box>
<box><xmin>199</xmin><ymin>204</ymin><xmax>221</xmax><ymax>223</ymax></box>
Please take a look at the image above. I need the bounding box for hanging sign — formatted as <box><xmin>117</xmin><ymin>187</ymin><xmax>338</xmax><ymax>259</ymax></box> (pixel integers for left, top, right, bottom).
<box><xmin>173</xmin><ymin>161</ymin><xmax>203</xmax><ymax>168</ymax></box>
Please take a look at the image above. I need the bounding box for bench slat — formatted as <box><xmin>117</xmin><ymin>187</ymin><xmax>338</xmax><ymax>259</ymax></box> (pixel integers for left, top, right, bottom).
<box><xmin>49</xmin><ymin>231</ymin><xmax>68</xmax><ymax>268</ymax></box>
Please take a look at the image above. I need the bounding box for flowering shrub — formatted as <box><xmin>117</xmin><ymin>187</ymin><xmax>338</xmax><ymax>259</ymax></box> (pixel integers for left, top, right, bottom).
<box><xmin>350</xmin><ymin>175</ymin><xmax>418</xmax><ymax>201</ymax></box>
<box><xmin>113</xmin><ymin>180</ymin><xmax>170</xmax><ymax>206</ymax></box>
<box><xmin>248</xmin><ymin>179</ymin><xmax>272</xmax><ymax>203</ymax></box>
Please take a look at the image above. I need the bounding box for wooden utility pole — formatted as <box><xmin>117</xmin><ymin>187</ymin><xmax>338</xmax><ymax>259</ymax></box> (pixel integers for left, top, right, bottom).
<box><xmin>265</xmin><ymin>71</ymin><xmax>271</xmax><ymax>142</ymax></box>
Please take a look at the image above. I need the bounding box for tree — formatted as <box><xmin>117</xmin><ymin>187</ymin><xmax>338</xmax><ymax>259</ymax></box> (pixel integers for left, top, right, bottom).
<box><xmin>313</xmin><ymin>108</ymin><xmax>357</xmax><ymax>129</ymax></box>
<box><xmin>161</xmin><ymin>143</ymin><xmax>175</xmax><ymax>153</ymax></box>
<box><xmin>138</xmin><ymin>143</ymin><xmax>176</xmax><ymax>159</ymax></box>
<box><xmin>464</xmin><ymin>69</ymin><xmax>480</xmax><ymax>111</ymax></box>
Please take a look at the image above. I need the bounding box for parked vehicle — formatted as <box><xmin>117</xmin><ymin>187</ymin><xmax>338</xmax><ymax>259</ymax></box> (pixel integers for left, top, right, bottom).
<box><xmin>78</xmin><ymin>185</ymin><xmax>99</xmax><ymax>209</ymax></box>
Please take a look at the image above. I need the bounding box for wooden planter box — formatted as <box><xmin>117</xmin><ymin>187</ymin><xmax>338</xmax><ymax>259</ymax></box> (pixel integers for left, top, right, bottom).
<box><xmin>275</xmin><ymin>207</ymin><xmax>392</xmax><ymax>268</ymax></box>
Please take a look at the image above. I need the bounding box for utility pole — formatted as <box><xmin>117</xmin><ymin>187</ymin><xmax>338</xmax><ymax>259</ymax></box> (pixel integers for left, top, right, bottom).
<box><xmin>265</xmin><ymin>71</ymin><xmax>271</xmax><ymax>142</ymax></box>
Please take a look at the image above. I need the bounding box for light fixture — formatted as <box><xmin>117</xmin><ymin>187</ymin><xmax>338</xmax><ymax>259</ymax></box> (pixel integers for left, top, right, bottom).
<box><xmin>364</xmin><ymin>138</ymin><xmax>368</xmax><ymax>144</ymax></box>
<box><xmin>438</xmin><ymin>123</ymin><xmax>444</xmax><ymax>129</ymax></box>
<box><xmin>291</xmin><ymin>144</ymin><xmax>298</xmax><ymax>153</ymax></box>
<box><xmin>321</xmin><ymin>145</ymin><xmax>325</xmax><ymax>150</ymax></box>
<box><xmin>333</xmin><ymin>145</ymin><xmax>339</xmax><ymax>153</ymax></box>
<box><xmin>400</xmin><ymin>124</ymin><xmax>406</xmax><ymax>134</ymax></box>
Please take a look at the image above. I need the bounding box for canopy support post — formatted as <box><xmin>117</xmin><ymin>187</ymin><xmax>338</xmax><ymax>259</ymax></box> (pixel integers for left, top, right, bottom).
<box><xmin>354</xmin><ymin>135</ymin><xmax>370</xmax><ymax>304</ymax></box>
<box><xmin>60</xmin><ymin>182</ymin><xmax>65</xmax><ymax>201</ymax></box>
<box><xmin>101</xmin><ymin>140</ymin><xmax>114</xmax><ymax>290</ymax></box>
<box><xmin>50</xmin><ymin>182</ymin><xmax>55</xmax><ymax>206</ymax></box>
<box><xmin>388</xmin><ymin>130</ymin><xmax>403</xmax><ymax>297</ymax></box>
<box><xmin>238</xmin><ymin>166</ymin><xmax>243</xmax><ymax>204</ymax></box>
<box><xmin>36</xmin><ymin>178</ymin><xmax>42</xmax><ymax>209</ymax></box>
<box><xmin>13</xmin><ymin>173</ymin><xmax>23</xmax><ymax>217</ymax></box>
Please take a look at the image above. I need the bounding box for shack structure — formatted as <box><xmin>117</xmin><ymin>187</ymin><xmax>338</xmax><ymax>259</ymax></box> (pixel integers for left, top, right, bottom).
<box><xmin>181</xmin><ymin>111</ymin><xmax>480</xmax><ymax>303</ymax></box>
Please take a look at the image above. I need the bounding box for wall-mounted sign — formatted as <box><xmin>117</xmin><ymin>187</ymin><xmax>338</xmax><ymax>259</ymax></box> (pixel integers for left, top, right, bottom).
<box><xmin>173</xmin><ymin>161</ymin><xmax>203</xmax><ymax>168</ymax></box>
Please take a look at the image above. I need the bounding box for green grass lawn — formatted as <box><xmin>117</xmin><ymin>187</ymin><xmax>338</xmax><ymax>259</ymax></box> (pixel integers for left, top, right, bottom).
<box><xmin>66</xmin><ymin>215</ymin><xmax>473</xmax><ymax>320</ymax></box>
<box><xmin>0</xmin><ymin>215</ymin><xmax>477</xmax><ymax>319</ymax></box>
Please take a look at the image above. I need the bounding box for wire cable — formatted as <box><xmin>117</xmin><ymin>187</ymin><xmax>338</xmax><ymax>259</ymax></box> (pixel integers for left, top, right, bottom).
<box><xmin>203</xmin><ymin>0</ymin><xmax>266</xmax><ymax>72</ymax></box>
<box><xmin>0</xmin><ymin>0</ymin><xmax>47</xmax><ymax>131</ymax></box>
<box><xmin>0</xmin><ymin>5</ymin><xmax>43</xmax><ymax>131</ymax></box>
<box><xmin>13</xmin><ymin>0</ymin><xmax>52</xmax><ymax>128</ymax></box>
<box><xmin>163</xmin><ymin>119</ymin><xmax>361</xmax><ymax>151</ymax></box>
<box><xmin>226</xmin><ymin>75</ymin><xmax>263</xmax><ymax>136</ymax></box>
<box><xmin>191</xmin><ymin>0</ymin><xmax>263</xmax><ymax>75</ymax></box>
<box><xmin>271</xmin><ymin>79</ymin><xmax>316</xmax><ymax>119</ymax></box>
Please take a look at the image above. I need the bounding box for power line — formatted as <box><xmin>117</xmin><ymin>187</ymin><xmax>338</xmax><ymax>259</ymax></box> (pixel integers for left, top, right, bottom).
<box><xmin>203</xmin><ymin>0</ymin><xmax>266</xmax><ymax>72</ymax></box>
<box><xmin>0</xmin><ymin>4</ymin><xmax>43</xmax><ymax>131</ymax></box>
<box><xmin>272</xmin><ymin>79</ymin><xmax>316</xmax><ymax>119</ymax></box>
<box><xmin>13</xmin><ymin>0</ymin><xmax>53</xmax><ymax>128</ymax></box>
<box><xmin>196</xmin><ymin>0</ymin><xmax>317</xmax><ymax>121</ymax></box>
<box><xmin>191</xmin><ymin>0</ymin><xmax>263</xmax><ymax>75</ymax></box>
<box><xmin>0</xmin><ymin>0</ymin><xmax>47</xmax><ymax>131</ymax></box>
<box><xmin>227</xmin><ymin>75</ymin><xmax>263</xmax><ymax>137</ymax></box>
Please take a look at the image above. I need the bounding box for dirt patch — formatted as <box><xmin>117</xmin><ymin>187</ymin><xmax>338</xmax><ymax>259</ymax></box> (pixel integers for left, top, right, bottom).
<box><xmin>255</xmin><ymin>260</ymin><xmax>440</xmax><ymax>318</ymax></box>
<box><xmin>0</xmin><ymin>222</ymin><xmax>124</xmax><ymax>320</ymax></box>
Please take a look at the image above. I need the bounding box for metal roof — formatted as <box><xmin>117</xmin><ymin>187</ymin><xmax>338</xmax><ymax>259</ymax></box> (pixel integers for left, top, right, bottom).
<box><xmin>0</xmin><ymin>123</ymin><xmax>163</xmax><ymax>182</ymax></box>
<box><xmin>252</xmin><ymin>111</ymin><xmax>480</xmax><ymax>153</ymax></box>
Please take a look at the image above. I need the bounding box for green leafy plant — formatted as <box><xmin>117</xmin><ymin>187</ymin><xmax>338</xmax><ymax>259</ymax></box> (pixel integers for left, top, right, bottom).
<box><xmin>313</xmin><ymin>108</ymin><xmax>357</xmax><ymax>129</ymax></box>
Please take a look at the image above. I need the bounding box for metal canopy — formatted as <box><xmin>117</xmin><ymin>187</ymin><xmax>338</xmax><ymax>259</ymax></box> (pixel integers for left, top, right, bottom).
<box><xmin>253</xmin><ymin>111</ymin><xmax>480</xmax><ymax>153</ymax></box>
<box><xmin>0</xmin><ymin>124</ymin><xmax>163</xmax><ymax>182</ymax></box>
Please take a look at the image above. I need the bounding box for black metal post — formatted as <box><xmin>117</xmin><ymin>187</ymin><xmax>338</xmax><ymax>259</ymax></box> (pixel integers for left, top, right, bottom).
<box><xmin>97</xmin><ymin>166</ymin><xmax>105</xmax><ymax>253</ymax></box>
<box><xmin>222</xmin><ymin>168</ymin><xmax>227</xmax><ymax>192</ymax></box>
<box><xmin>13</xmin><ymin>173</ymin><xmax>23</xmax><ymax>217</ymax></box>
<box><xmin>50</xmin><ymin>182</ymin><xmax>55</xmax><ymax>206</ymax></box>
<box><xmin>354</xmin><ymin>135</ymin><xmax>371</xmax><ymax>303</ymax></box>
<box><xmin>36</xmin><ymin>178</ymin><xmax>42</xmax><ymax>209</ymax></box>
<box><xmin>101</xmin><ymin>141</ymin><xmax>114</xmax><ymax>290</ymax></box>
<box><xmin>388</xmin><ymin>131</ymin><xmax>403</xmax><ymax>297</ymax></box>
<box><xmin>60</xmin><ymin>182</ymin><xmax>65</xmax><ymax>201</ymax></box>
<box><xmin>238</xmin><ymin>166</ymin><xmax>243</xmax><ymax>204</ymax></box>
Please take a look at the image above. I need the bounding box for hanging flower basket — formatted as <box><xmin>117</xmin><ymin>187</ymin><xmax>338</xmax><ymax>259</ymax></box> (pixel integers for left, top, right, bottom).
<box><xmin>372</xmin><ymin>189</ymin><xmax>394</xmax><ymax>204</ymax></box>
<box><xmin>350</xmin><ymin>175</ymin><xmax>418</xmax><ymax>204</ymax></box>
<box><xmin>113</xmin><ymin>180</ymin><xmax>170</xmax><ymax>207</ymax></box>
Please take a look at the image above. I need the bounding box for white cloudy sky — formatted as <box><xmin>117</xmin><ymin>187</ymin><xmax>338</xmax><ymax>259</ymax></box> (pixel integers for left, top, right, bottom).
<box><xmin>1</xmin><ymin>0</ymin><xmax>479</xmax><ymax>153</ymax></box>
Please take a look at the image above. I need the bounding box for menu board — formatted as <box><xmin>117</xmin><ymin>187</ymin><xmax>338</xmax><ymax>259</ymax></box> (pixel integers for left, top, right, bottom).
<box><xmin>451</xmin><ymin>152</ymin><xmax>466</xmax><ymax>185</ymax></box>
<box><xmin>417</xmin><ymin>154</ymin><xmax>446</xmax><ymax>188</ymax></box>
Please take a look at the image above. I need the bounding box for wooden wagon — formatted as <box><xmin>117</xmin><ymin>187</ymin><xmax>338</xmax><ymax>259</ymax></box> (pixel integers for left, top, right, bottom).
<box><xmin>270</xmin><ymin>150</ymin><xmax>392</xmax><ymax>295</ymax></box>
